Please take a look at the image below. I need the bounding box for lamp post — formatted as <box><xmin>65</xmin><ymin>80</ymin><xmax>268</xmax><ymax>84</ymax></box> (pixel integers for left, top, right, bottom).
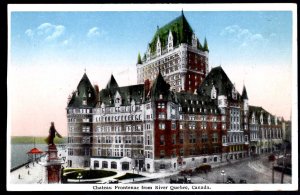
<box><xmin>132</xmin><ymin>166</ymin><xmax>135</xmax><ymax>182</ymax></box>
<box><xmin>221</xmin><ymin>170</ymin><xmax>225</xmax><ymax>183</ymax></box>
<box><xmin>77</xmin><ymin>172</ymin><xmax>82</xmax><ymax>183</ymax></box>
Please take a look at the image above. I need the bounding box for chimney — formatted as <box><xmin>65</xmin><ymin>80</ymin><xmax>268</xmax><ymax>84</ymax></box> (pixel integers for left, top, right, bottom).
<box><xmin>144</xmin><ymin>79</ymin><xmax>151</xmax><ymax>95</ymax></box>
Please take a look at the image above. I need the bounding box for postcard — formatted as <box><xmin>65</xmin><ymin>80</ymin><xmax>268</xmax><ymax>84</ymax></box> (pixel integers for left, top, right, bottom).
<box><xmin>7</xmin><ymin>3</ymin><xmax>297</xmax><ymax>191</ymax></box>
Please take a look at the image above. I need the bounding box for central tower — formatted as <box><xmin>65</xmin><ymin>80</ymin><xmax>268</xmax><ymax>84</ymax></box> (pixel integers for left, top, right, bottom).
<box><xmin>136</xmin><ymin>11</ymin><xmax>209</xmax><ymax>93</ymax></box>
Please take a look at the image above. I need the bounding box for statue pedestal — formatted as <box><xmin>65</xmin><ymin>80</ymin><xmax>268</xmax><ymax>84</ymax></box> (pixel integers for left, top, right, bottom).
<box><xmin>44</xmin><ymin>144</ymin><xmax>64</xmax><ymax>184</ymax></box>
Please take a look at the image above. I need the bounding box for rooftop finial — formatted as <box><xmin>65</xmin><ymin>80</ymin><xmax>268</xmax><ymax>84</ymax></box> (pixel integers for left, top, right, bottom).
<box><xmin>84</xmin><ymin>67</ymin><xmax>86</xmax><ymax>74</ymax></box>
<box><xmin>157</xmin><ymin>25</ymin><xmax>159</xmax><ymax>31</ymax></box>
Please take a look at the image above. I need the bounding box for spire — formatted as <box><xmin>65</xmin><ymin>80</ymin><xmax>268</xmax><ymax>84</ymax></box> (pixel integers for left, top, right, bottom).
<box><xmin>137</xmin><ymin>52</ymin><xmax>142</xmax><ymax>64</ymax></box>
<box><xmin>181</xmin><ymin>9</ymin><xmax>184</xmax><ymax>16</ymax></box>
<box><xmin>242</xmin><ymin>85</ymin><xmax>248</xmax><ymax>100</ymax></box>
<box><xmin>106</xmin><ymin>74</ymin><xmax>119</xmax><ymax>89</ymax></box>
<box><xmin>203</xmin><ymin>37</ymin><xmax>209</xmax><ymax>52</ymax></box>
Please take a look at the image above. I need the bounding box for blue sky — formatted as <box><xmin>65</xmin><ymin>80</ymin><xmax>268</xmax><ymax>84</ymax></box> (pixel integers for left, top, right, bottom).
<box><xmin>9</xmin><ymin>10</ymin><xmax>294</xmax><ymax>136</ymax></box>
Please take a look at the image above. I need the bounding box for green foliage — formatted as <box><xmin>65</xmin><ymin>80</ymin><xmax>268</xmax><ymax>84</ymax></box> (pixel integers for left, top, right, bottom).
<box><xmin>11</xmin><ymin>136</ymin><xmax>66</xmax><ymax>144</ymax></box>
<box><xmin>65</xmin><ymin>170</ymin><xmax>117</xmax><ymax>179</ymax></box>
<box><xmin>115</xmin><ymin>173</ymin><xmax>144</xmax><ymax>180</ymax></box>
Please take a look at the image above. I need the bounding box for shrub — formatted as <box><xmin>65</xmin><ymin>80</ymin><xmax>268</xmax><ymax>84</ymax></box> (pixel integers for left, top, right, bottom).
<box><xmin>65</xmin><ymin>170</ymin><xmax>116</xmax><ymax>179</ymax></box>
<box><xmin>195</xmin><ymin>164</ymin><xmax>211</xmax><ymax>173</ymax></box>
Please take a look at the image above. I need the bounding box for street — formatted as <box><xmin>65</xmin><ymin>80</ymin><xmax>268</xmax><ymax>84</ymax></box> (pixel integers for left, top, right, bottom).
<box><xmin>136</xmin><ymin>155</ymin><xmax>292</xmax><ymax>184</ymax></box>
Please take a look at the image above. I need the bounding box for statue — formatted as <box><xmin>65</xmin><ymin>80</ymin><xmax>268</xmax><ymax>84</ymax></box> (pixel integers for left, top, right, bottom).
<box><xmin>45</xmin><ymin>122</ymin><xmax>62</xmax><ymax>145</ymax></box>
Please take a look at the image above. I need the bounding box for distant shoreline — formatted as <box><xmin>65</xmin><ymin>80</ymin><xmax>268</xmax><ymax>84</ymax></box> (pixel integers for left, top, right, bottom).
<box><xmin>11</xmin><ymin>136</ymin><xmax>66</xmax><ymax>144</ymax></box>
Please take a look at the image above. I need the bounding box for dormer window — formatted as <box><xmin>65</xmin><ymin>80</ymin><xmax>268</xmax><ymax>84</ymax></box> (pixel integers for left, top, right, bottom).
<box><xmin>88</xmin><ymin>93</ymin><xmax>91</xmax><ymax>98</ymax></box>
<box><xmin>157</xmin><ymin>36</ymin><xmax>161</xmax><ymax>56</ymax></box>
<box><xmin>211</xmin><ymin>85</ymin><xmax>217</xmax><ymax>99</ymax></box>
<box><xmin>260</xmin><ymin>114</ymin><xmax>263</xmax><ymax>124</ymax></box>
<box><xmin>192</xmin><ymin>33</ymin><xmax>197</xmax><ymax>48</ymax></box>
<box><xmin>168</xmin><ymin>30</ymin><xmax>173</xmax><ymax>51</ymax></box>
<box><xmin>82</xmin><ymin>100</ymin><xmax>87</xmax><ymax>105</ymax></box>
<box><xmin>232</xmin><ymin>86</ymin><xmax>237</xmax><ymax>100</ymax></box>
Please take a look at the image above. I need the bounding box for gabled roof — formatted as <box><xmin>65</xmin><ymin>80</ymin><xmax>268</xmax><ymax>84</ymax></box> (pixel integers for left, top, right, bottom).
<box><xmin>148</xmin><ymin>70</ymin><xmax>173</xmax><ymax>101</ymax></box>
<box><xmin>67</xmin><ymin>73</ymin><xmax>97</xmax><ymax>108</ymax></box>
<box><xmin>197</xmin><ymin>66</ymin><xmax>242</xmax><ymax>101</ymax></box>
<box><xmin>148</xmin><ymin>12</ymin><xmax>202</xmax><ymax>53</ymax></box>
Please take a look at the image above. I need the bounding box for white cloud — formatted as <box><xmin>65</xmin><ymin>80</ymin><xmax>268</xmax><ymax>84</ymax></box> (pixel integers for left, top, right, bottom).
<box><xmin>87</xmin><ymin>27</ymin><xmax>101</xmax><ymax>38</ymax></box>
<box><xmin>45</xmin><ymin>25</ymin><xmax>65</xmax><ymax>41</ymax></box>
<box><xmin>25</xmin><ymin>29</ymin><xmax>34</xmax><ymax>38</ymax></box>
<box><xmin>220</xmin><ymin>25</ymin><xmax>267</xmax><ymax>47</ymax></box>
<box><xmin>62</xmin><ymin>36</ymin><xmax>73</xmax><ymax>46</ymax></box>
<box><xmin>25</xmin><ymin>22</ymin><xmax>65</xmax><ymax>41</ymax></box>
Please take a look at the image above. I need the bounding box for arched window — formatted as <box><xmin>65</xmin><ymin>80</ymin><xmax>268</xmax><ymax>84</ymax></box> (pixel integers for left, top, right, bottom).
<box><xmin>111</xmin><ymin>161</ymin><xmax>117</xmax><ymax>169</ymax></box>
<box><xmin>94</xmin><ymin>161</ymin><xmax>99</xmax><ymax>168</ymax></box>
<box><xmin>102</xmin><ymin>161</ymin><xmax>108</xmax><ymax>168</ymax></box>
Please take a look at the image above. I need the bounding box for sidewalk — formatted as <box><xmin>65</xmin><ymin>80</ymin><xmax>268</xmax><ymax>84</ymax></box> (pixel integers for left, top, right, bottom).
<box><xmin>10</xmin><ymin>147</ymin><xmax>67</xmax><ymax>184</ymax></box>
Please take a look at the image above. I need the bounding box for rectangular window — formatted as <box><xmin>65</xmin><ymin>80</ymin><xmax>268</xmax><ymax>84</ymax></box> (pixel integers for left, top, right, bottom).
<box><xmin>190</xmin><ymin>148</ymin><xmax>195</xmax><ymax>155</ymax></box>
<box><xmin>201</xmin><ymin>134</ymin><xmax>208</xmax><ymax>143</ymax></box>
<box><xmin>158</xmin><ymin>113</ymin><xmax>166</xmax><ymax>119</ymax></box>
<box><xmin>82</xmin><ymin>126</ymin><xmax>90</xmax><ymax>133</ymax></box>
<box><xmin>69</xmin><ymin>126</ymin><xmax>74</xmax><ymax>132</ymax></box>
<box><xmin>222</xmin><ymin>135</ymin><xmax>227</xmax><ymax>143</ymax></box>
<box><xmin>147</xmin><ymin>135</ymin><xmax>150</xmax><ymax>145</ymax></box>
<box><xmin>160</xmin><ymin>135</ymin><xmax>165</xmax><ymax>145</ymax></box>
<box><xmin>212</xmin><ymin>133</ymin><xmax>218</xmax><ymax>143</ymax></box>
<box><xmin>172</xmin><ymin>134</ymin><xmax>176</xmax><ymax>144</ymax></box>
<box><xmin>180</xmin><ymin>148</ymin><xmax>184</xmax><ymax>156</ymax></box>
<box><xmin>68</xmin><ymin>148</ymin><xmax>74</xmax><ymax>156</ymax></box>
<box><xmin>171</xmin><ymin>122</ymin><xmax>176</xmax><ymax>130</ymax></box>
<box><xmin>222</xmin><ymin>124</ymin><xmax>226</xmax><ymax>130</ymax></box>
<box><xmin>83</xmin><ymin>118</ymin><xmax>89</xmax><ymax>122</ymax></box>
<box><xmin>159</xmin><ymin>123</ymin><xmax>165</xmax><ymax>130</ymax></box>
<box><xmin>189</xmin><ymin>134</ymin><xmax>196</xmax><ymax>143</ymax></box>
<box><xmin>160</xmin><ymin>150</ymin><xmax>165</xmax><ymax>159</ymax></box>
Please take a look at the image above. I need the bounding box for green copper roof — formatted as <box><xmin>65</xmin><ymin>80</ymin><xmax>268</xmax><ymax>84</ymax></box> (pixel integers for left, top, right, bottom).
<box><xmin>137</xmin><ymin>52</ymin><xmax>142</xmax><ymax>64</ymax></box>
<box><xmin>148</xmin><ymin>12</ymin><xmax>200</xmax><ymax>53</ymax></box>
<box><xmin>203</xmin><ymin>37</ymin><xmax>209</xmax><ymax>52</ymax></box>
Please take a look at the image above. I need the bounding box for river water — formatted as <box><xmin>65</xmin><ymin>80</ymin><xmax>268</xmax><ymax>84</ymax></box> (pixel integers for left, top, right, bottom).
<box><xmin>10</xmin><ymin>144</ymin><xmax>48</xmax><ymax>169</ymax></box>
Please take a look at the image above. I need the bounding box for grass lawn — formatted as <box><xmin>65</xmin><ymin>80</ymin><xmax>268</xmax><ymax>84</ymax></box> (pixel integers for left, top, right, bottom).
<box><xmin>115</xmin><ymin>173</ymin><xmax>145</xmax><ymax>180</ymax></box>
<box><xmin>11</xmin><ymin>136</ymin><xmax>66</xmax><ymax>144</ymax></box>
<box><xmin>64</xmin><ymin>169</ymin><xmax>117</xmax><ymax>179</ymax></box>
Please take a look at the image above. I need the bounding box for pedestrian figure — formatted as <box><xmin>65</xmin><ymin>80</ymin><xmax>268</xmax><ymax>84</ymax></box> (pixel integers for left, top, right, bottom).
<box><xmin>28</xmin><ymin>170</ymin><xmax>30</xmax><ymax>175</ymax></box>
<box><xmin>18</xmin><ymin>174</ymin><xmax>21</xmax><ymax>179</ymax></box>
<box><xmin>33</xmin><ymin>162</ymin><xmax>34</xmax><ymax>166</ymax></box>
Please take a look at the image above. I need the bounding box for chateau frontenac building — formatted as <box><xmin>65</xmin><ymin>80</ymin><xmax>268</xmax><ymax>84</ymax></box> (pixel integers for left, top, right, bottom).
<box><xmin>66</xmin><ymin>12</ymin><xmax>284</xmax><ymax>172</ymax></box>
